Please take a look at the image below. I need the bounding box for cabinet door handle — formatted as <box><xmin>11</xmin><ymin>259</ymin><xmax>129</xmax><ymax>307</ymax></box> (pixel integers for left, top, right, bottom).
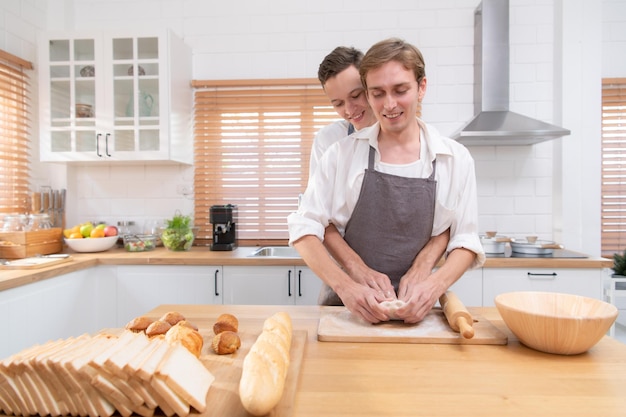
<box><xmin>96</xmin><ymin>133</ymin><xmax>102</xmax><ymax>157</ymax></box>
<box><xmin>298</xmin><ymin>269</ymin><xmax>302</xmax><ymax>297</ymax></box>
<box><xmin>527</xmin><ymin>272</ymin><xmax>557</xmax><ymax>280</ymax></box>
<box><xmin>288</xmin><ymin>270</ymin><xmax>292</xmax><ymax>297</ymax></box>
<box><xmin>105</xmin><ymin>133</ymin><xmax>111</xmax><ymax>157</ymax></box>
<box><xmin>214</xmin><ymin>269</ymin><xmax>220</xmax><ymax>296</ymax></box>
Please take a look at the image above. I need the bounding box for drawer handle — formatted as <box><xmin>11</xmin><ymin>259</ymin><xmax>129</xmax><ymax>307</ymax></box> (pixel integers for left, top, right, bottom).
<box><xmin>105</xmin><ymin>133</ymin><xmax>111</xmax><ymax>157</ymax></box>
<box><xmin>527</xmin><ymin>272</ymin><xmax>557</xmax><ymax>279</ymax></box>
<box><xmin>214</xmin><ymin>269</ymin><xmax>220</xmax><ymax>296</ymax></box>
<box><xmin>298</xmin><ymin>270</ymin><xmax>302</xmax><ymax>297</ymax></box>
<box><xmin>288</xmin><ymin>269</ymin><xmax>292</xmax><ymax>297</ymax></box>
<box><xmin>96</xmin><ymin>133</ymin><xmax>102</xmax><ymax>157</ymax></box>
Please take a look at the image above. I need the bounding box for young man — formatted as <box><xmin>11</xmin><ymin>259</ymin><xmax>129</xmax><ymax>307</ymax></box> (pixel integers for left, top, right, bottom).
<box><xmin>308</xmin><ymin>45</ymin><xmax>451</xmax><ymax>306</ymax></box>
<box><xmin>290</xmin><ymin>39</ymin><xmax>484</xmax><ymax>324</ymax></box>
<box><xmin>309</xmin><ymin>46</ymin><xmax>376</xmax><ymax>179</ymax></box>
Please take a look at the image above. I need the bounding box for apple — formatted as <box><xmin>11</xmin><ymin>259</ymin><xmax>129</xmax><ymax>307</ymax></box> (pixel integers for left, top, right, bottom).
<box><xmin>104</xmin><ymin>225</ymin><xmax>118</xmax><ymax>237</ymax></box>
<box><xmin>80</xmin><ymin>223</ymin><xmax>94</xmax><ymax>238</ymax></box>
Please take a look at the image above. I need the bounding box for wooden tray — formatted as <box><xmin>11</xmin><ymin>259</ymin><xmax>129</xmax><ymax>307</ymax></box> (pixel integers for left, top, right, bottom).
<box><xmin>317</xmin><ymin>306</ymin><xmax>507</xmax><ymax>345</ymax></box>
<box><xmin>0</xmin><ymin>255</ymin><xmax>71</xmax><ymax>269</ymax></box>
<box><xmin>200</xmin><ymin>330</ymin><xmax>307</xmax><ymax>417</ymax></box>
<box><xmin>0</xmin><ymin>228</ymin><xmax>63</xmax><ymax>259</ymax></box>
<box><xmin>0</xmin><ymin>330</ymin><xmax>307</xmax><ymax>417</ymax></box>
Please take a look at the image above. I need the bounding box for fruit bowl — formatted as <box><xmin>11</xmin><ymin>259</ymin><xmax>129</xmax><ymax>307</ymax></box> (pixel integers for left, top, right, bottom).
<box><xmin>495</xmin><ymin>291</ymin><xmax>618</xmax><ymax>355</ymax></box>
<box><xmin>64</xmin><ymin>236</ymin><xmax>118</xmax><ymax>253</ymax></box>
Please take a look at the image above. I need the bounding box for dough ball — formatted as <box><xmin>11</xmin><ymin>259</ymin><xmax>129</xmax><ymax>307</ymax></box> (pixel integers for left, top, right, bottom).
<box><xmin>379</xmin><ymin>299</ymin><xmax>408</xmax><ymax>320</ymax></box>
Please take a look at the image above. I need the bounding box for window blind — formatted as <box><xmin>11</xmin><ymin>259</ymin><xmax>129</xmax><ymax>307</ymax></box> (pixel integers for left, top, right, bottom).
<box><xmin>601</xmin><ymin>78</ymin><xmax>626</xmax><ymax>256</ymax></box>
<box><xmin>0</xmin><ymin>49</ymin><xmax>32</xmax><ymax>216</ymax></box>
<box><xmin>193</xmin><ymin>79</ymin><xmax>340</xmax><ymax>245</ymax></box>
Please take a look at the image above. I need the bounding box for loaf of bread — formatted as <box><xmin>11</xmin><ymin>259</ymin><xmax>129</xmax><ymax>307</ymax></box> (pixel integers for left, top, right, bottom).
<box><xmin>239</xmin><ymin>311</ymin><xmax>292</xmax><ymax>416</ymax></box>
<box><xmin>165</xmin><ymin>322</ymin><xmax>204</xmax><ymax>357</ymax></box>
<box><xmin>0</xmin><ymin>330</ymin><xmax>215</xmax><ymax>417</ymax></box>
<box><xmin>213</xmin><ymin>313</ymin><xmax>239</xmax><ymax>334</ymax></box>
<box><xmin>211</xmin><ymin>331</ymin><xmax>241</xmax><ymax>355</ymax></box>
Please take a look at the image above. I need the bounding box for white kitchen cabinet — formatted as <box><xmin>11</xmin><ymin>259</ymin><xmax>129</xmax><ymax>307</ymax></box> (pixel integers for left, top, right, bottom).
<box><xmin>482</xmin><ymin>268</ymin><xmax>604</xmax><ymax>307</ymax></box>
<box><xmin>448</xmin><ymin>268</ymin><xmax>483</xmax><ymax>307</ymax></box>
<box><xmin>38</xmin><ymin>29</ymin><xmax>192</xmax><ymax>163</ymax></box>
<box><xmin>0</xmin><ymin>268</ymin><xmax>115</xmax><ymax>358</ymax></box>
<box><xmin>115</xmin><ymin>265</ymin><xmax>223</xmax><ymax>327</ymax></box>
<box><xmin>222</xmin><ymin>266</ymin><xmax>323</xmax><ymax>305</ymax></box>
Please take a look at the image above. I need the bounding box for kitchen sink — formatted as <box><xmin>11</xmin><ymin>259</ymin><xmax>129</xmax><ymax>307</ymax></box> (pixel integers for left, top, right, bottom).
<box><xmin>248</xmin><ymin>246</ymin><xmax>301</xmax><ymax>258</ymax></box>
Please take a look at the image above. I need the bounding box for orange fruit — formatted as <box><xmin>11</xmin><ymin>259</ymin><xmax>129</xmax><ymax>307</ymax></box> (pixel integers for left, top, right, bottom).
<box><xmin>90</xmin><ymin>228</ymin><xmax>105</xmax><ymax>238</ymax></box>
<box><xmin>69</xmin><ymin>232</ymin><xmax>83</xmax><ymax>239</ymax></box>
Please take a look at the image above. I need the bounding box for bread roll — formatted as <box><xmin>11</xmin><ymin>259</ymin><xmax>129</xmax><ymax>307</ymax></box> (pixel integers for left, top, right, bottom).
<box><xmin>146</xmin><ymin>320</ymin><xmax>172</xmax><ymax>338</ymax></box>
<box><xmin>239</xmin><ymin>312</ymin><xmax>292</xmax><ymax>416</ymax></box>
<box><xmin>213</xmin><ymin>313</ymin><xmax>238</xmax><ymax>334</ymax></box>
<box><xmin>165</xmin><ymin>322</ymin><xmax>204</xmax><ymax>357</ymax></box>
<box><xmin>159</xmin><ymin>311</ymin><xmax>186</xmax><ymax>326</ymax></box>
<box><xmin>211</xmin><ymin>331</ymin><xmax>241</xmax><ymax>355</ymax></box>
<box><xmin>177</xmin><ymin>320</ymin><xmax>198</xmax><ymax>331</ymax></box>
<box><xmin>124</xmin><ymin>316</ymin><xmax>153</xmax><ymax>332</ymax></box>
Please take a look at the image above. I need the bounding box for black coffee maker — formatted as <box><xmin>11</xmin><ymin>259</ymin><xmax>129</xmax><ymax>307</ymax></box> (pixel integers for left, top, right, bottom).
<box><xmin>210</xmin><ymin>204</ymin><xmax>238</xmax><ymax>251</ymax></box>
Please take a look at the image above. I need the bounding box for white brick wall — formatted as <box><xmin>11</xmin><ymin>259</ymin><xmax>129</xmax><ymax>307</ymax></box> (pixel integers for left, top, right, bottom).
<box><xmin>0</xmin><ymin>0</ymin><xmax>623</xmax><ymax>253</ymax></box>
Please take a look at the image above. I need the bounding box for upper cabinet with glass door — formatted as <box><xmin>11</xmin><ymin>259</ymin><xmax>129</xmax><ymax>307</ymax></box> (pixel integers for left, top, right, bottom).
<box><xmin>39</xmin><ymin>30</ymin><xmax>192</xmax><ymax>164</ymax></box>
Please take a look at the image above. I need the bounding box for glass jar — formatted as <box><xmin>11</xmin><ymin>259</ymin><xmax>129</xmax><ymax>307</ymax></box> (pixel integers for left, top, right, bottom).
<box><xmin>116</xmin><ymin>220</ymin><xmax>137</xmax><ymax>247</ymax></box>
<box><xmin>26</xmin><ymin>213</ymin><xmax>52</xmax><ymax>231</ymax></box>
<box><xmin>2</xmin><ymin>214</ymin><xmax>27</xmax><ymax>231</ymax></box>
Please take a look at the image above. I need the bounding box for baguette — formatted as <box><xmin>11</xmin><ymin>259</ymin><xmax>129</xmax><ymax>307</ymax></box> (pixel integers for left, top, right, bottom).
<box><xmin>239</xmin><ymin>312</ymin><xmax>292</xmax><ymax>416</ymax></box>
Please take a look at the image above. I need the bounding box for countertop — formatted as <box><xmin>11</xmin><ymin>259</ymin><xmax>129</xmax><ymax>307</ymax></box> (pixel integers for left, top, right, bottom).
<box><xmin>144</xmin><ymin>304</ymin><xmax>626</xmax><ymax>417</ymax></box>
<box><xmin>0</xmin><ymin>246</ymin><xmax>612</xmax><ymax>292</ymax></box>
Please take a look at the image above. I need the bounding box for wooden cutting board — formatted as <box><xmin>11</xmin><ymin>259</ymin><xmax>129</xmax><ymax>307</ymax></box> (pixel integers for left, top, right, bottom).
<box><xmin>0</xmin><ymin>255</ymin><xmax>71</xmax><ymax>269</ymax></box>
<box><xmin>199</xmin><ymin>330</ymin><xmax>307</xmax><ymax>417</ymax></box>
<box><xmin>317</xmin><ymin>306</ymin><xmax>507</xmax><ymax>345</ymax></box>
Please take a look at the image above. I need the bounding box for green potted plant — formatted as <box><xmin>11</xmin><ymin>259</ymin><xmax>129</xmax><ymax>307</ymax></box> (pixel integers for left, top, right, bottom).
<box><xmin>612</xmin><ymin>248</ymin><xmax>626</xmax><ymax>277</ymax></box>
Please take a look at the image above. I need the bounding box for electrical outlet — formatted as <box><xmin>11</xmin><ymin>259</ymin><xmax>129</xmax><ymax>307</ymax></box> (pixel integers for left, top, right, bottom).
<box><xmin>176</xmin><ymin>185</ymin><xmax>192</xmax><ymax>195</ymax></box>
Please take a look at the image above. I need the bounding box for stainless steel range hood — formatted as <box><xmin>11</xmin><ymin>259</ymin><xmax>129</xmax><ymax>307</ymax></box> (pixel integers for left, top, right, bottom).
<box><xmin>451</xmin><ymin>0</ymin><xmax>570</xmax><ymax>145</ymax></box>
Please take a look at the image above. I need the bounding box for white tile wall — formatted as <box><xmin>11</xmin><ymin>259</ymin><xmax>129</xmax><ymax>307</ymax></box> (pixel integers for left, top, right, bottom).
<box><xmin>0</xmin><ymin>0</ymin><xmax>624</xmax><ymax>254</ymax></box>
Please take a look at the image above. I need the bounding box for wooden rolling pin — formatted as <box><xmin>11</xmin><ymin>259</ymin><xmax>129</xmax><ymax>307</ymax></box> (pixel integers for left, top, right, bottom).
<box><xmin>439</xmin><ymin>291</ymin><xmax>475</xmax><ymax>339</ymax></box>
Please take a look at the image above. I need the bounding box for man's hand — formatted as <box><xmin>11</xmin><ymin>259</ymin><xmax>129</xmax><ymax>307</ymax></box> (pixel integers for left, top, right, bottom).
<box><xmin>335</xmin><ymin>280</ymin><xmax>392</xmax><ymax>324</ymax></box>
<box><xmin>395</xmin><ymin>278</ymin><xmax>442</xmax><ymax>323</ymax></box>
<box><xmin>395</xmin><ymin>247</ymin><xmax>477</xmax><ymax>323</ymax></box>
<box><xmin>323</xmin><ymin>223</ymin><xmax>395</xmax><ymax>298</ymax></box>
<box><xmin>347</xmin><ymin>262</ymin><xmax>396</xmax><ymax>300</ymax></box>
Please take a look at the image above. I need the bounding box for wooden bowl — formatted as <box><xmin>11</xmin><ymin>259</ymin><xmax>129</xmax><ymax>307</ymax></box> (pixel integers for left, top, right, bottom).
<box><xmin>495</xmin><ymin>291</ymin><xmax>618</xmax><ymax>355</ymax></box>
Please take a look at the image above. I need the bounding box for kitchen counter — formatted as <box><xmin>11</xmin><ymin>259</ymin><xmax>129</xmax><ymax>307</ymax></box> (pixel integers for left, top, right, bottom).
<box><xmin>144</xmin><ymin>304</ymin><xmax>626</xmax><ymax>417</ymax></box>
<box><xmin>0</xmin><ymin>246</ymin><xmax>612</xmax><ymax>292</ymax></box>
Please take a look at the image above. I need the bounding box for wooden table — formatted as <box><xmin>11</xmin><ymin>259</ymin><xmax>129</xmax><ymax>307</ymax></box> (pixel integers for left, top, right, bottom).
<box><xmin>145</xmin><ymin>304</ymin><xmax>626</xmax><ymax>417</ymax></box>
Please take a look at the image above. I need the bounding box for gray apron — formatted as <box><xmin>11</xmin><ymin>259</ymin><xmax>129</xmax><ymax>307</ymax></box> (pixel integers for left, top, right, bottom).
<box><xmin>319</xmin><ymin>145</ymin><xmax>437</xmax><ymax>305</ymax></box>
